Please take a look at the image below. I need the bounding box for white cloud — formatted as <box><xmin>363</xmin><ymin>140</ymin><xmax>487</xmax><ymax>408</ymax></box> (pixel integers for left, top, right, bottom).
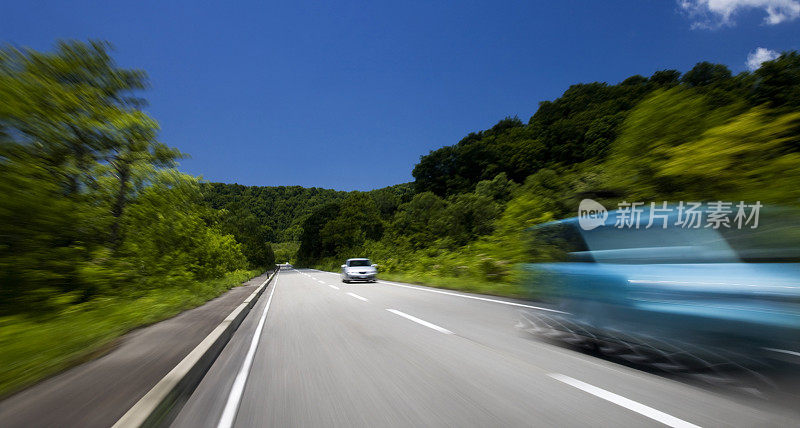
<box><xmin>746</xmin><ymin>47</ymin><xmax>780</xmax><ymax>69</ymax></box>
<box><xmin>679</xmin><ymin>0</ymin><xmax>800</xmax><ymax>28</ymax></box>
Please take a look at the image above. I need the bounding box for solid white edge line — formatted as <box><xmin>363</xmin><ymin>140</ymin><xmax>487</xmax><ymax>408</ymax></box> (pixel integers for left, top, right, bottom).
<box><xmin>386</xmin><ymin>309</ymin><xmax>453</xmax><ymax>334</ymax></box>
<box><xmin>217</xmin><ymin>274</ymin><xmax>279</xmax><ymax>428</ymax></box>
<box><xmin>547</xmin><ymin>374</ymin><xmax>701</xmax><ymax>428</ymax></box>
<box><xmin>307</xmin><ymin>269</ymin><xmax>565</xmax><ymax>314</ymax></box>
<box><xmin>347</xmin><ymin>292</ymin><xmax>368</xmax><ymax>302</ymax></box>
<box><xmin>112</xmin><ymin>271</ymin><xmax>275</xmax><ymax>428</ymax></box>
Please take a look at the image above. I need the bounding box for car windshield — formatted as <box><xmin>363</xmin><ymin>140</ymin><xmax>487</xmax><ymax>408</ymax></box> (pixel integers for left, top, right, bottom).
<box><xmin>348</xmin><ymin>260</ymin><xmax>371</xmax><ymax>267</ymax></box>
<box><xmin>579</xmin><ymin>223</ymin><xmax>738</xmax><ymax>263</ymax></box>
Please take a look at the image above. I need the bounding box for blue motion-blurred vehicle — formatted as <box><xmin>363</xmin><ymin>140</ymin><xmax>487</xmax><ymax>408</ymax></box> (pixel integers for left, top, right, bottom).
<box><xmin>520</xmin><ymin>206</ymin><xmax>800</xmax><ymax>372</ymax></box>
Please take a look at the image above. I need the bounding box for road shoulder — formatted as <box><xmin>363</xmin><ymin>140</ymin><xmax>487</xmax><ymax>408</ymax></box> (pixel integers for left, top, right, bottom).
<box><xmin>0</xmin><ymin>271</ymin><xmax>273</xmax><ymax>428</ymax></box>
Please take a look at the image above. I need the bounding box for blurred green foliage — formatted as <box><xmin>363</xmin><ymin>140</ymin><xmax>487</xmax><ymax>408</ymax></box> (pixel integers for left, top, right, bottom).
<box><xmin>0</xmin><ymin>268</ymin><xmax>260</xmax><ymax>398</ymax></box>
<box><xmin>208</xmin><ymin>53</ymin><xmax>800</xmax><ymax>296</ymax></box>
<box><xmin>272</xmin><ymin>241</ymin><xmax>299</xmax><ymax>264</ymax></box>
<box><xmin>0</xmin><ymin>41</ymin><xmax>257</xmax><ymax>313</ymax></box>
<box><xmin>0</xmin><ymin>41</ymin><xmax>267</xmax><ymax>394</ymax></box>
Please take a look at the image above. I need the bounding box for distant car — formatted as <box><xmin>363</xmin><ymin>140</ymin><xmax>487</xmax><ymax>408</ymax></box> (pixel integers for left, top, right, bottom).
<box><xmin>521</xmin><ymin>206</ymin><xmax>800</xmax><ymax>372</ymax></box>
<box><xmin>341</xmin><ymin>258</ymin><xmax>378</xmax><ymax>283</ymax></box>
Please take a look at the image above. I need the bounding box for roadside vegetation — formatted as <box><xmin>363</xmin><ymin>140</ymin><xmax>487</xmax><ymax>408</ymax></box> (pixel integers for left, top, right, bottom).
<box><xmin>207</xmin><ymin>54</ymin><xmax>800</xmax><ymax>296</ymax></box>
<box><xmin>0</xmin><ymin>268</ymin><xmax>259</xmax><ymax>397</ymax></box>
<box><xmin>0</xmin><ymin>42</ymin><xmax>273</xmax><ymax>396</ymax></box>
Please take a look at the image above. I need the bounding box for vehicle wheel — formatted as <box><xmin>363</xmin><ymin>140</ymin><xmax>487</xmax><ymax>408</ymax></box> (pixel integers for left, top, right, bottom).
<box><xmin>342</xmin><ymin>279</ymin><xmax>349</xmax><ymax>283</ymax></box>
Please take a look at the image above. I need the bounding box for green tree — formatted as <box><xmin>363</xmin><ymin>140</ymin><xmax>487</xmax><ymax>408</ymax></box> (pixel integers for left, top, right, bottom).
<box><xmin>440</xmin><ymin>193</ymin><xmax>500</xmax><ymax>247</ymax></box>
<box><xmin>656</xmin><ymin>107</ymin><xmax>800</xmax><ymax>203</ymax></box>
<box><xmin>608</xmin><ymin>88</ymin><xmax>742</xmax><ymax>199</ymax></box>
<box><xmin>752</xmin><ymin>51</ymin><xmax>800</xmax><ymax>109</ymax></box>
<box><xmin>121</xmin><ymin>171</ymin><xmax>247</xmax><ymax>286</ymax></box>
<box><xmin>319</xmin><ymin>193</ymin><xmax>384</xmax><ymax>256</ymax></box>
<box><xmin>389</xmin><ymin>192</ymin><xmax>447</xmax><ymax>249</ymax></box>
<box><xmin>297</xmin><ymin>201</ymin><xmax>342</xmax><ymax>264</ymax></box>
<box><xmin>219</xmin><ymin>212</ymin><xmax>276</xmax><ymax>267</ymax></box>
<box><xmin>474</xmin><ymin>172</ymin><xmax>518</xmax><ymax>203</ymax></box>
<box><xmin>681</xmin><ymin>62</ymin><xmax>732</xmax><ymax>87</ymax></box>
<box><xmin>649</xmin><ymin>69</ymin><xmax>681</xmax><ymax>86</ymax></box>
<box><xmin>0</xmin><ymin>41</ymin><xmax>246</xmax><ymax>311</ymax></box>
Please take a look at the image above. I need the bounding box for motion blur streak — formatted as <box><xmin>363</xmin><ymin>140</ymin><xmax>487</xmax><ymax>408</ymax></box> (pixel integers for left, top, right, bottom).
<box><xmin>172</xmin><ymin>268</ymin><xmax>799</xmax><ymax>427</ymax></box>
<box><xmin>521</xmin><ymin>206</ymin><xmax>800</xmax><ymax>389</ymax></box>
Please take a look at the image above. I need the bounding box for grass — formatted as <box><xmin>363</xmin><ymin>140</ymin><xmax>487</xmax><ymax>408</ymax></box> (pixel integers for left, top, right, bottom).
<box><xmin>377</xmin><ymin>272</ymin><xmax>529</xmax><ymax>299</ymax></box>
<box><xmin>0</xmin><ymin>268</ymin><xmax>262</xmax><ymax>398</ymax></box>
<box><xmin>315</xmin><ymin>266</ymin><xmax>529</xmax><ymax>299</ymax></box>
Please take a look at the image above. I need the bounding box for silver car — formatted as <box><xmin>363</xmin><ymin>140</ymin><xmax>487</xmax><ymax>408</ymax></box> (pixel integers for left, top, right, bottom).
<box><xmin>341</xmin><ymin>258</ymin><xmax>377</xmax><ymax>283</ymax></box>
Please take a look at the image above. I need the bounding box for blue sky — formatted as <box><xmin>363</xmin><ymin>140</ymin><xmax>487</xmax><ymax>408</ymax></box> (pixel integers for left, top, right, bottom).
<box><xmin>4</xmin><ymin>1</ymin><xmax>800</xmax><ymax>190</ymax></box>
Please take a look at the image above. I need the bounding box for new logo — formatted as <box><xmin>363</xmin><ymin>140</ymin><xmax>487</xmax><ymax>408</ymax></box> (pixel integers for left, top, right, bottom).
<box><xmin>578</xmin><ymin>199</ymin><xmax>608</xmax><ymax>230</ymax></box>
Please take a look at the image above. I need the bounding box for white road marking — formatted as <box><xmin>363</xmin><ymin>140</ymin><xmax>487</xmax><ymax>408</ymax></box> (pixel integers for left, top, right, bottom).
<box><xmin>347</xmin><ymin>292</ymin><xmax>368</xmax><ymax>302</ymax></box>
<box><xmin>547</xmin><ymin>374</ymin><xmax>701</xmax><ymax>428</ymax></box>
<box><xmin>375</xmin><ymin>279</ymin><xmax>567</xmax><ymax>313</ymax></box>
<box><xmin>217</xmin><ymin>274</ymin><xmax>279</xmax><ymax>428</ymax></box>
<box><xmin>310</xmin><ymin>270</ymin><xmax>564</xmax><ymax>313</ymax></box>
<box><xmin>317</xmin><ymin>280</ymin><xmax>325</xmax><ymax>284</ymax></box>
<box><xmin>327</xmin><ymin>284</ymin><xmax>340</xmax><ymax>290</ymax></box>
<box><xmin>386</xmin><ymin>309</ymin><xmax>453</xmax><ymax>334</ymax></box>
<box><xmin>763</xmin><ymin>347</ymin><xmax>800</xmax><ymax>358</ymax></box>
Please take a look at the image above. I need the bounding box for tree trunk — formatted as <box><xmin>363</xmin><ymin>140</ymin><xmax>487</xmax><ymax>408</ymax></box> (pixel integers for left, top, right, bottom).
<box><xmin>110</xmin><ymin>159</ymin><xmax>131</xmax><ymax>250</ymax></box>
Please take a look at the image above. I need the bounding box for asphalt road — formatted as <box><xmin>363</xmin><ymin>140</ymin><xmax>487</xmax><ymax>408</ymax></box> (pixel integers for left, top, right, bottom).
<box><xmin>172</xmin><ymin>268</ymin><xmax>799</xmax><ymax>427</ymax></box>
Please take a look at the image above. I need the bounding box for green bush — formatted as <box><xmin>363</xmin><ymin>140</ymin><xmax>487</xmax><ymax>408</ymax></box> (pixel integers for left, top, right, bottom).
<box><xmin>0</xmin><ymin>269</ymin><xmax>261</xmax><ymax>398</ymax></box>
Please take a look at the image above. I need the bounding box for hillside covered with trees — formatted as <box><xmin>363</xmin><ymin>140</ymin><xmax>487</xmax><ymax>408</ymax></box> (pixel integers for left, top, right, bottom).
<box><xmin>206</xmin><ymin>52</ymin><xmax>800</xmax><ymax>296</ymax></box>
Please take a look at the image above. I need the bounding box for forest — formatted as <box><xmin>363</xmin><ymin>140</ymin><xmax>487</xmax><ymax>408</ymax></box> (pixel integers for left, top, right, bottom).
<box><xmin>206</xmin><ymin>52</ymin><xmax>800</xmax><ymax>296</ymax></box>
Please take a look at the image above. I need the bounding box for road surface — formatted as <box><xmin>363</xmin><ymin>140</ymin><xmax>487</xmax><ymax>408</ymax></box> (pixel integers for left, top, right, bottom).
<box><xmin>0</xmin><ymin>272</ymin><xmax>273</xmax><ymax>428</ymax></box>
<box><xmin>172</xmin><ymin>268</ymin><xmax>799</xmax><ymax>427</ymax></box>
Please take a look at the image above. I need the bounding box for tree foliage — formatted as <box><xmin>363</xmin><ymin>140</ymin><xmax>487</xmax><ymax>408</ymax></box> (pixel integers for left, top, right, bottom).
<box><xmin>0</xmin><ymin>41</ymin><xmax>248</xmax><ymax>314</ymax></box>
<box><xmin>261</xmin><ymin>53</ymin><xmax>800</xmax><ymax>287</ymax></box>
<box><xmin>70</xmin><ymin>47</ymin><xmax>795</xmax><ymax>294</ymax></box>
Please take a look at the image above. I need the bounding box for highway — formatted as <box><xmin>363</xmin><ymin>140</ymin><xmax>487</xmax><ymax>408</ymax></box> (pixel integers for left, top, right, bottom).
<box><xmin>172</xmin><ymin>268</ymin><xmax>799</xmax><ymax>427</ymax></box>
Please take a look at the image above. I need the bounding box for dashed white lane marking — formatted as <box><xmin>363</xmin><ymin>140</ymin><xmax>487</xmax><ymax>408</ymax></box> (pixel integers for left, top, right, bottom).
<box><xmin>347</xmin><ymin>292</ymin><xmax>368</xmax><ymax>302</ymax></box>
<box><xmin>386</xmin><ymin>309</ymin><xmax>453</xmax><ymax>334</ymax></box>
<box><xmin>547</xmin><ymin>374</ymin><xmax>701</xmax><ymax>428</ymax></box>
<box><xmin>217</xmin><ymin>274</ymin><xmax>279</xmax><ymax>428</ymax></box>
<box><xmin>310</xmin><ymin>270</ymin><xmax>565</xmax><ymax>313</ymax></box>
<box><xmin>327</xmin><ymin>284</ymin><xmax>340</xmax><ymax>290</ymax></box>
<box><xmin>376</xmin><ymin>279</ymin><xmax>567</xmax><ymax>313</ymax></box>
<box><xmin>317</xmin><ymin>280</ymin><xmax>325</xmax><ymax>284</ymax></box>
